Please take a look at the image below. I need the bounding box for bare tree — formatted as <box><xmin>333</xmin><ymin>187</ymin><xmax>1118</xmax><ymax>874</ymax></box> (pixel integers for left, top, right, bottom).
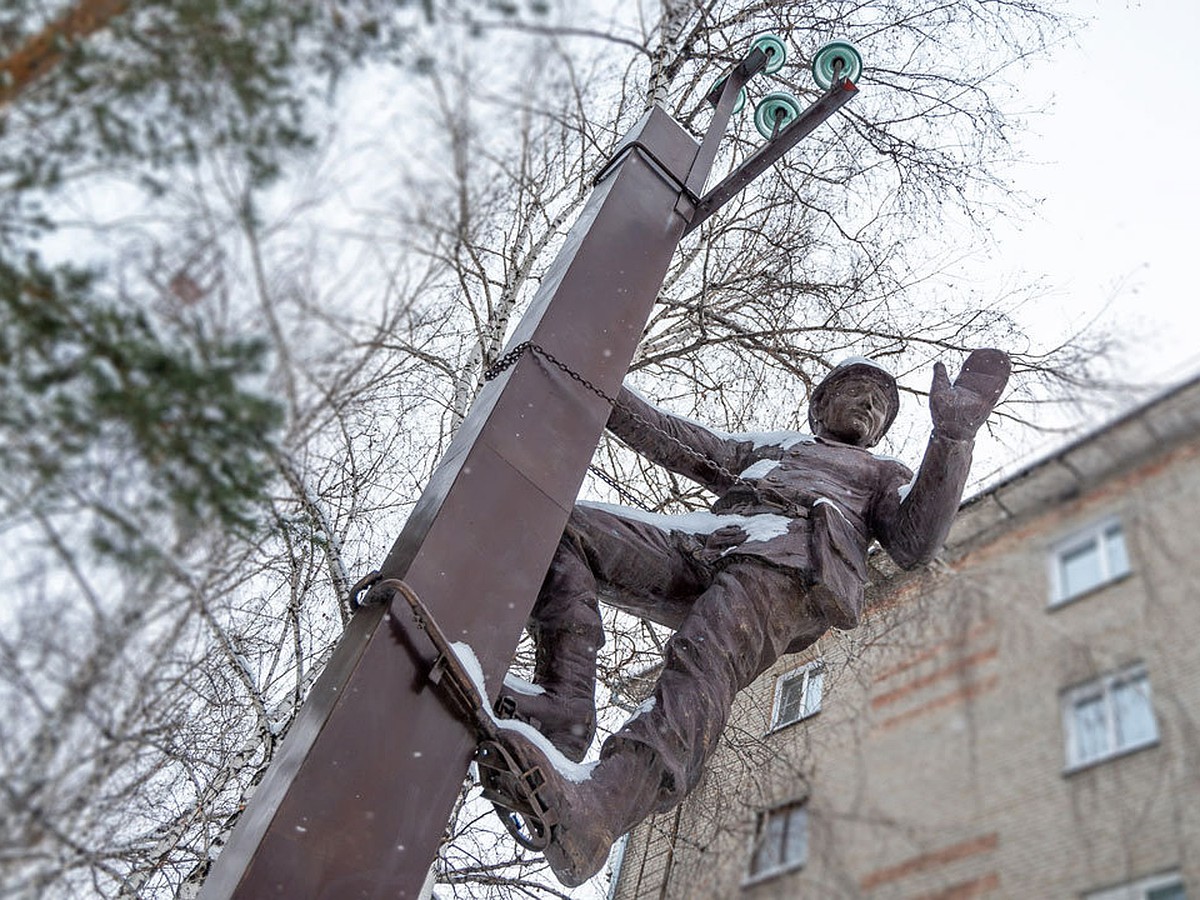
<box><xmin>0</xmin><ymin>1</ymin><xmax>1114</xmax><ymax>898</ymax></box>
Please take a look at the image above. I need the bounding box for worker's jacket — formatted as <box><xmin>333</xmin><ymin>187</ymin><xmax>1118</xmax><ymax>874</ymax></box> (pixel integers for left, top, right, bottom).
<box><xmin>608</xmin><ymin>387</ymin><xmax>975</xmax><ymax>629</ymax></box>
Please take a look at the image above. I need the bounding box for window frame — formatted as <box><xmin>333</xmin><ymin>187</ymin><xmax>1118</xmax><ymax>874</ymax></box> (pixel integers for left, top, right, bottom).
<box><xmin>1062</xmin><ymin>662</ymin><xmax>1159</xmax><ymax>773</ymax></box>
<box><xmin>769</xmin><ymin>659</ymin><xmax>824</xmax><ymax>732</ymax></box>
<box><xmin>1084</xmin><ymin>869</ymin><xmax>1185</xmax><ymax>900</ymax></box>
<box><xmin>744</xmin><ymin>800</ymin><xmax>808</xmax><ymax>886</ymax></box>
<box><xmin>1048</xmin><ymin>516</ymin><xmax>1131</xmax><ymax>607</ymax></box>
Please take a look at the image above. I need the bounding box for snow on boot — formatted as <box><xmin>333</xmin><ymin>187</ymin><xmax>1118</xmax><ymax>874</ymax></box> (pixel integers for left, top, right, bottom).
<box><xmin>481</xmin><ymin>723</ymin><xmax>661</xmax><ymax>889</ymax></box>
<box><xmin>496</xmin><ymin>622</ymin><xmax>600</xmax><ymax>762</ymax></box>
<box><xmin>495</xmin><ymin>682</ymin><xmax>596</xmax><ymax>763</ymax></box>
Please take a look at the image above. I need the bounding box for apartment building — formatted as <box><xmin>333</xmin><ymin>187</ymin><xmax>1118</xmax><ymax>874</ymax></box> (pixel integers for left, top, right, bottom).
<box><xmin>611</xmin><ymin>376</ymin><xmax>1200</xmax><ymax>900</ymax></box>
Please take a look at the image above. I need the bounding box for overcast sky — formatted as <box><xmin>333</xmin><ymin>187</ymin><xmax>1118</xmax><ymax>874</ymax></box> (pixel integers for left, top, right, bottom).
<box><xmin>929</xmin><ymin>0</ymin><xmax>1197</xmax><ymax>482</ymax></box>
<box><xmin>976</xmin><ymin>0</ymin><xmax>1199</xmax><ymax>387</ymax></box>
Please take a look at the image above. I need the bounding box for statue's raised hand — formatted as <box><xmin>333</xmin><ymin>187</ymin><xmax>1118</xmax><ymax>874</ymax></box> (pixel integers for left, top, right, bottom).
<box><xmin>929</xmin><ymin>349</ymin><xmax>1011</xmax><ymax>441</ymax></box>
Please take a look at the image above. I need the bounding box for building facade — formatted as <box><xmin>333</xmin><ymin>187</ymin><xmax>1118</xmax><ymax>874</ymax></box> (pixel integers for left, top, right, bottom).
<box><xmin>611</xmin><ymin>378</ymin><xmax>1200</xmax><ymax>900</ymax></box>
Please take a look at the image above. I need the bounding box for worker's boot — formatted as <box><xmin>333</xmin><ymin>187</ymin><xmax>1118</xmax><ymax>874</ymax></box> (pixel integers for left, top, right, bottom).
<box><xmin>495</xmin><ymin>624</ymin><xmax>599</xmax><ymax>762</ymax></box>
<box><xmin>486</xmin><ymin>726</ymin><xmax>662</xmax><ymax>888</ymax></box>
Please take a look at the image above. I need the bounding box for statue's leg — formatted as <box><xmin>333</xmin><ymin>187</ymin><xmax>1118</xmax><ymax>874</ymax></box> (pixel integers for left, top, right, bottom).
<box><xmin>604</xmin><ymin>559</ymin><xmax>827</xmax><ymax>810</ymax></box>
<box><xmin>496</xmin><ymin>527</ymin><xmax>606</xmax><ymax>762</ymax></box>
<box><xmin>487</xmin><ymin>558</ymin><xmax>827</xmax><ymax>887</ymax></box>
<box><xmin>497</xmin><ymin>504</ymin><xmax>709</xmax><ymax>762</ymax></box>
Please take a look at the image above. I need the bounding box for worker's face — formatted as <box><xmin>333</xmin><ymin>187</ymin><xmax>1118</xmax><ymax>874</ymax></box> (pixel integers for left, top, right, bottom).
<box><xmin>816</xmin><ymin>377</ymin><xmax>892</xmax><ymax>446</ymax></box>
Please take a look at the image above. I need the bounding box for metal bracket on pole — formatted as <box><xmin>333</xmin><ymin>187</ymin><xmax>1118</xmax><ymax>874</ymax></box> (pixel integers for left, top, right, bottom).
<box><xmin>683</xmin><ymin>46</ymin><xmax>772</xmax><ymax>199</ymax></box>
<box><xmin>593</xmin><ymin>46</ymin><xmax>769</xmax><ymax>216</ymax></box>
<box><xmin>684</xmin><ymin>77</ymin><xmax>859</xmax><ymax>236</ymax></box>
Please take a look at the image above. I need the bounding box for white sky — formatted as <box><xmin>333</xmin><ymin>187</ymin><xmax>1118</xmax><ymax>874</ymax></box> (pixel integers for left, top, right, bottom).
<box><xmin>928</xmin><ymin>0</ymin><xmax>1200</xmax><ymax>485</ymax></box>
<box><xmin>977</xmin><ymin>0</ymin><xmax>1200</xmax><ymax>386</ymax></box>
<box><xmin>317</xmin><ymin>1</ymin><xmax>1199</xmax><ymax>494</ymax></box>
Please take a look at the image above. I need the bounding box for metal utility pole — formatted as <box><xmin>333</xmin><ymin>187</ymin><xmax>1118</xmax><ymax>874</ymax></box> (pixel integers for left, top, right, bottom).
<box><xmin>199</xmin><ymin>38</ymin><xmax>859</xmax><ymax>900</ymax></box>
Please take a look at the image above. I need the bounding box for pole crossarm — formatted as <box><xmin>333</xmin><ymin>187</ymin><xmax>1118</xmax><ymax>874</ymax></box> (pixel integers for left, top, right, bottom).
<box><xmin>684</xmin><ymin>46</ymin><xmax>772</xmax><ymax>200</ymax></box>
<box><xmin>684</xmin><ymin>78</ymin><xmax>859</xmax><ymax>236</ymax></box>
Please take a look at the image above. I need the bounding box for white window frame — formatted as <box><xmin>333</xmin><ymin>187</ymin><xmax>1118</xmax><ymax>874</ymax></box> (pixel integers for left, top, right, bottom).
<box><xmin>1062</xmin><ymin>663</ymin><xmax>1159</xmax><ymax>772</ymax></box>
<box><xmin>1085</xmin><ymin>869</ymin><xmax>1185</xmax><ymax>900</ymax></box>
<box><xmin>1049</xmin><ymin>516</ymin><xmax>1131</xmax><ymax>606</ymax></box>
<box><xmin>744</xmin><ymin>801</ymin><xmax>808</xmax><ymax>884</ymax></box>
<box><xmin>605</xmin><ymin>834</ymin><xmax>630</xmax><ymax>900</ymax></box>
<box><xmin>769</xmin><ymin>660</ymin><xmax>824</xmax><ymax>731</ymax></box>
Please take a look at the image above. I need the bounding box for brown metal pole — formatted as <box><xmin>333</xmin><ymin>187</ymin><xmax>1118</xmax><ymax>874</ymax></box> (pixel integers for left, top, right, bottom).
<box><xmin>198</xmin><ymin>107</ymin><xmax>701</xmax><ymax>900</ymax></box>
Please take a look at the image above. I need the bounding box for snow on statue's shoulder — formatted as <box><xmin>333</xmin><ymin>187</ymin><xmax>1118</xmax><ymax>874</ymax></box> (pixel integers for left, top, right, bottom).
<box><xmin>724</xmin><ymin>429</ymin><xmax>815</xmax><ymax>450</ymax></box>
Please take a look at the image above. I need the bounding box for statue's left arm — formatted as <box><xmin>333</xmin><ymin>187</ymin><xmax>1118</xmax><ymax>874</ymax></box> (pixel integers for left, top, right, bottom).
<box><xmin>607</xmin><ymin>386</ymin><xmax>762</xmax><ymax>493</ymax></box>
<box><xmin>872</xmin><ymin>350</ymin><xmax>1010</xmax><ymax>569</ymax></box>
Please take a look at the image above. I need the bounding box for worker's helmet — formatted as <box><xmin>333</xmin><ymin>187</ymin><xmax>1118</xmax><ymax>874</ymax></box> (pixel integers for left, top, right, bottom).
<box><xmin>807</xmin><ymin>358</ymin><xmax>900</xmax><ymax>446</ymax></box>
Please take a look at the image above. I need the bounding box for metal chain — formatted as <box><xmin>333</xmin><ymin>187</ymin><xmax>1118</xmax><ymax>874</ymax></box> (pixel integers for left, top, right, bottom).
<box><xmin>484</xmin><ymin>340</ymin><xmax>615</xmax><ymax>405</ymax></box>
<box><xmin>484</xmin><ymin>341</ymin><xmax>748</xmax><ymax>487</ymax></box>
<box><xmin>347</xmin><ymin>345</ymin><xmax>755</xmax><ymax>616</ymax></box>
<box><xmin>587</xmin><ymin>462</ymin><xmax>651</xmax><ymax>510</ymax></box>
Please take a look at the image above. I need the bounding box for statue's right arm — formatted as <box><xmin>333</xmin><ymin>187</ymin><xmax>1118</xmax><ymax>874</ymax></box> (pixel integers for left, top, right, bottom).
<box><xmin>607</xmin><ymin>386</ymin><xmax>758</xmax><ymax>492</ymax></box>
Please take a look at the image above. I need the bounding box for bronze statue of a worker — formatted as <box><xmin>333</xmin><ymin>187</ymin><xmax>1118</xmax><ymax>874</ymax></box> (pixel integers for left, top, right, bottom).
<box><xmin>491</xmin><ymin>350</ymin><xmax>1010</xmax><ymax>887</ymax></box>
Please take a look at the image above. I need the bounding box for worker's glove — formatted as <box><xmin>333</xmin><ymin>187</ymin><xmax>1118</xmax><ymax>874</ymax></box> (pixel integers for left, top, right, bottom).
<box><xmin>929</xmin><ymin>349</ymin><xmax>1011</xmax><ymax>442</ymax></box>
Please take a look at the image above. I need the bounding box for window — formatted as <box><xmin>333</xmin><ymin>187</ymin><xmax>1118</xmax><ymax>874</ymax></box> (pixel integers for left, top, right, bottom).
<box><xmin>1085</xmin><ymin>871</ymin><xmax>1186</xmax><ymax>900</ymax></box>
<box><xmin>1063</xmin><ymin>663</ymin><xmax>1158</xmax><ymax>770</ymax></box>
<box><xmin>1050</xmin><ymin>518</ymin><xmax>1131</xmax><ymax>605</ymax></box>
<box><xmin>605</xmin><ymin>835</ymin><xmax>629</xmax><ymax>900</ymax></box>
<box><xmin>747</xmin><ymin>802</ymin><xmax>808</xmax><ymax>882</ymax></box>
<box><xmin>770</xmin><ymin>660</ymin><xmax>824</xmax><ymax>730</ymax></box>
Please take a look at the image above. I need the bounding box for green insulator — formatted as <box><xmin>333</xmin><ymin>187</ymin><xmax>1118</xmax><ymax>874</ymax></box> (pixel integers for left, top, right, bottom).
<box><xmin>753</xmin><ymin>91</ymin><xmax>802</xmax><ymax>139</ymax></box>
<box><xmin>811</xmin><ymin>40</ymin><xmax>863</xmax><ymax>89</ymax></box>
<box><xmin>750</xmin><ymin>33</ymin><xmax>788</xmax><ymax>75</ymax></box>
